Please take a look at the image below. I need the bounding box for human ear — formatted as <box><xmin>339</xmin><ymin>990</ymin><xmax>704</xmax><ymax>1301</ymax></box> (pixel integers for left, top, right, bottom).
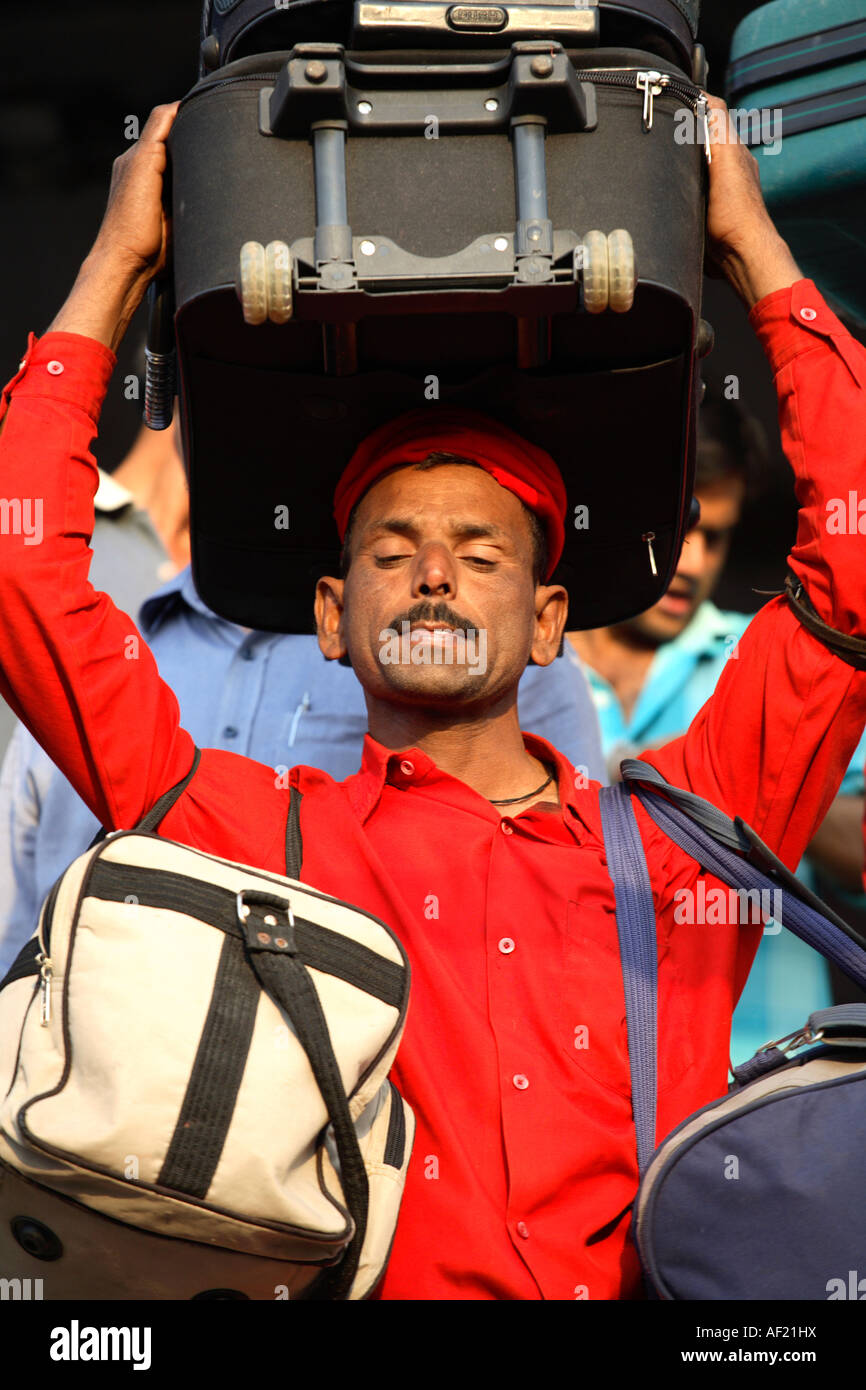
<box><xmin>529</xmin><ymin>584</ymin><xmax>569</xmax><ymax>667</ymax></box>
<box><xmin>315</xmin><ymin>575</ymin><xmax>348</xmax><ymax>662</ymax></box>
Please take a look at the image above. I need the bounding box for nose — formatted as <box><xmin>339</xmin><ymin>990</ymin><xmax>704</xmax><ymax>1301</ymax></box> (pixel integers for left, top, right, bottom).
<box><xmin>677</xmin><ymin>528</ymin><xmax>708</xmax><ymax>580</ymax></box>
<box><xmin>410</xmin><ymin>541</ymin><xmax>457</xmax><ymax>599</ymax></box>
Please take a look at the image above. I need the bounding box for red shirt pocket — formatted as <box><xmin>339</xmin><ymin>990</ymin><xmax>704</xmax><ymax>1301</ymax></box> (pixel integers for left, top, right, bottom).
<box><xmin>560</xmin><ymin>900</ymin><xmax>696</xmax><ymax>1097</ymax></box>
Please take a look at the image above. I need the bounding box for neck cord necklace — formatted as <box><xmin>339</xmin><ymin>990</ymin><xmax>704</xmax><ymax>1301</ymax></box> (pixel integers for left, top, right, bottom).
<box><xmin>489</xmin><ymin>770</ymin><xmax>555</xmax><ymax>806</ymax></box>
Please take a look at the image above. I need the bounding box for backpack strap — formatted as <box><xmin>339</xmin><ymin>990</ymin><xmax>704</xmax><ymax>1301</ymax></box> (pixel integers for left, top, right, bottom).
<box><xmin>136</xmin><ymin>747</ymin><xmax>203</xmax><ymax>831</ymax></box>
<box><xmin>599</xmin><ymin>763</ymin><xmax>866</xmax><ymax>1179</ymax></box>
<box><xmin>86</xmin><ymin>748</ymin><xmax>203</xmax><ymax>850</ymax></box>
<box><xmin>598</xmin><ymin>783</ymin><xmax>658</xmax><ymax>1179</ymax></box>
<box><xmin>235</xmin><ymin>887</ymin><xmax>370</xmax><ymax>1300</ymax></box>
<box><xmin>619</xmin><ymin>759</ymin><xmax>866</xmax><ymax>991</ymax></box>
<box><xmin>285</xmin><ymin>786</ymin><xmax>304</xmax><ymax>879</ymax></box>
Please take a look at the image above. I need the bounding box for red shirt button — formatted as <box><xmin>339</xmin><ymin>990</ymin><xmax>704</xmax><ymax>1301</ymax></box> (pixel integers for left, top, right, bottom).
<box><xmin>512</xmin><ymin>1073</ymin><xmax>529</xmax><ymax>1090</ymax></box>
<box><xmin>399</xmin><ymin>760</ymin><xmax>415</xmax><ymax>776</ymax></box>
<box><xmin>799</xmin><ymin>307</ymin><xmax>817</xmax><ymax>322</ymax></box>
<box><xmin>501</xmin><ymin>821</ymin><xmax>514</xmax><ymax>835</ymax></box>
<box><xmin>498</xmin><ymin>937</ymin><xmax>515</xmax><ymax>954</ymax></box>
<box><xmin>516</xmin><ymin>1221</ymin><xmax>530</xmax><ymax>1240</ymax></box>
<box><xmin>46</xmin><ymin>360</ymin><xmax>65</xmax><ymax>375</ymax></box>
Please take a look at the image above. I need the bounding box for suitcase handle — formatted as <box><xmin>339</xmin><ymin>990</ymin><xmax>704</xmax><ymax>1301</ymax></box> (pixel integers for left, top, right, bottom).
<box><xmin>264</xmin><ymin>42</ymin><xmax>597</xmax><ymax>138</ymax></box>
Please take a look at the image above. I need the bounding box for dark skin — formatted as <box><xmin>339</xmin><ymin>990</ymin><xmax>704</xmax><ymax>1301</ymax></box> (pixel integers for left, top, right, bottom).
<box><xmin>315</xmin><ymin>464</ymin><xmax>568</xmax><ymax>813</ymax></box>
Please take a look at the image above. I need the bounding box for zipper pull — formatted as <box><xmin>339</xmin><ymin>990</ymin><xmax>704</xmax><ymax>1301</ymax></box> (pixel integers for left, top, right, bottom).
<box><xmin>636</xmin><ymin>71</ymin><xmax>667</xmax><ymax>132</ymax></box>
<box><xmin>37</xmin><ymin>953</ymin><xmax>53</xmax><ymax>1026</ymax></box>
<box><xmin>641</xmin><ymin>531</ymin><xmax>658</xmax><ymax>577</ymax></box>
<box><xmin>696</xmin><ymin>94</ymin><xmax>712</xmax><ymax>165</ymax></box>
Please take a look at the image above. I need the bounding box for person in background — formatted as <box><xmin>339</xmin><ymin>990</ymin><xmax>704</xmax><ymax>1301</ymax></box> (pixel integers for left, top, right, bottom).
<box><xmin>568</xmin><ymin>392</ymin><xmax>866</xmax><ymax>1062</ymax></box>
<box><xmin>0</xmin><ymin>419</ymin><xmax>605</xmax><ymax>975</ymax></box>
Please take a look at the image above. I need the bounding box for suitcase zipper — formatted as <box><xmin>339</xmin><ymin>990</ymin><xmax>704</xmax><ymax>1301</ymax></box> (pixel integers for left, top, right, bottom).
<box><xmin>180</xmin><ymin>64</ymin><xmax>710</xmax><ymax>150</ymax></box>
<box><xmin>578</xmin><ymin>68</ymin><xmax>709</xmax><ymax>153</ymax></box>
<box><xmin>178</xmin><ymin>72</ymin><xmax>283</xmax><ymax>115</ymax></box>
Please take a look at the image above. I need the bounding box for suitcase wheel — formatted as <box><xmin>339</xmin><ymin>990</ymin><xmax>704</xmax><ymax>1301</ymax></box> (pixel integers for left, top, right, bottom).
<box><xmin>265</xmin><ymin>241</ymin><xmax>293</xmax><ymax>324</ymax></box>
<box><xmin>581</xmin><ymin>230</ymin><xmax>609</xmax><ymax>314</ymax></box>
<box><xmin>608</xmin><ymin>230</ymin><xmax>636</xmax><ymax>314</ymax></box>
<box><xmin>237</xmin><ymin>241</ymin><xmax>294</xmax><ymax>326</ymax></box>
<box><xmin>238</xmin><ymin>242</ymin><xmax>268</xmax><ymax>325</ymax></box>
<box><xmin>579</xmin><ymin>230</ymin><xmax>636</xmax><ymax>315</ymax></box>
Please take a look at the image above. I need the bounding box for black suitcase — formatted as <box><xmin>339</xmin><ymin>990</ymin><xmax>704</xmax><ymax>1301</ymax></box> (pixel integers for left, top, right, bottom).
<box><xmin>157</xmin><ymin>1</ymin><xmax>711</xmax><ymax>633</ymax></box>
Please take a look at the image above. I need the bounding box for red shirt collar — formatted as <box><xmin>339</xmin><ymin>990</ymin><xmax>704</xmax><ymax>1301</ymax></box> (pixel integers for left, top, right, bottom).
<box><xmin>339</xmin><ymin>730</ymin><xmax>595</xmax><ymax>844</ymax></box>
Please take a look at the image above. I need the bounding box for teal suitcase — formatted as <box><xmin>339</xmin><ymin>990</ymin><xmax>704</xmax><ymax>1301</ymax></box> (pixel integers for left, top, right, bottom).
<box><xmin>727</xmin><ymin>0</ymin><xmax>866</xmax><ymax>327</ymax></box>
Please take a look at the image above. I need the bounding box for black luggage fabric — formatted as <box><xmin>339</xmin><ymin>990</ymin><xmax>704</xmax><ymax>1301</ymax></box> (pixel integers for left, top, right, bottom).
<box><xmin>166</xmin><ymin>11</ymin><xmax>709</xmax><ymax>633</ymax></box>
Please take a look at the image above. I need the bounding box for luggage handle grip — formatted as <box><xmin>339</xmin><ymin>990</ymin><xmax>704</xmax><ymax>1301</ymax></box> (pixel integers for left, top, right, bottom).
<box><xmin>264</xmin><ymin>43</ymin><xmax>596</xmax><ymax>139</ymax></box>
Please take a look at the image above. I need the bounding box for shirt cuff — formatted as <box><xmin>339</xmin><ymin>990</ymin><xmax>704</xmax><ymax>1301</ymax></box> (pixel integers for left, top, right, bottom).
<box><xmin>749</xmin><ymin>278</ymin><xmax>864</xmax><ymax>388</ymax></box>
<box><xmin>0</xmin><ymin>331</ymin><xmax>117</xmax><ymax>427</ymax></box>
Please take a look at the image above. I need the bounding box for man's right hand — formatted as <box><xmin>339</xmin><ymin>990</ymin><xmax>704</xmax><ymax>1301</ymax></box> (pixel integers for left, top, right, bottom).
<box><xmin>46</xmin><ymin>102</ymin><xmax>180</xmax><ymax>354</ymax></box>
<box><xmin>92</xmin><ymin>102</ymin><xmax>180</xmax><ymax>285</ymax></box>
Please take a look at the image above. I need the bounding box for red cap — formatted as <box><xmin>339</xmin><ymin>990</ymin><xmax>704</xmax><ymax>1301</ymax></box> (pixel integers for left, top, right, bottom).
<box><xmin>333</xmin><ymin>407</ymin><xmax>566</xmax><ymax>579</ymax></box>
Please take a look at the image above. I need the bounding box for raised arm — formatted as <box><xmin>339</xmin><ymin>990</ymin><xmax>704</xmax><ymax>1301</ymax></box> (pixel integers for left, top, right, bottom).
<box><xmin>0</xmin><ymin>105</ymin><xmax>197</xmax><ymax>829</ymax></box>
<box><xmin>647</xmin><ymin>102</ymin><xmax>866</xmax><ymax>867</ymax></box>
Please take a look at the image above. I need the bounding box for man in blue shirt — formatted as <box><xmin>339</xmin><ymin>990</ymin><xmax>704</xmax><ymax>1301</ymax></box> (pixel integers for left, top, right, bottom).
<box><xmin>0</xmin><ymin>564</ymin><xmax>605</xmax><ymax>976</ymax></box>
<box><xmin>569</xmin><ymin>392</ymin><xmax>866</xmax><ymax>1064</ymax></box>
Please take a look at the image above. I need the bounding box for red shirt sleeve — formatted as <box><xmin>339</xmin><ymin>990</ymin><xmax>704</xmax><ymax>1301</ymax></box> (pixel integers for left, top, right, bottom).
<box><xmin>648</xmin><ymin>280</ymin><xmax>866</xmax><ymax>870</ymax></box>
<box><xmin>0</xmin><ymin>330</ymin><xmax>196</xmax><ymax>830</ymax></box>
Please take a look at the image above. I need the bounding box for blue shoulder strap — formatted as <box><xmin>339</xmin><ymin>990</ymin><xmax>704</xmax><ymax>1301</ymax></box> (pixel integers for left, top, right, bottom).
<box><xmin>598</xmin><ymin>782</ymin><xmax>658</xmax><ymax>1179</ymax></box>
<box><xmin>598</xmin><ymin>764</ymin><xmax>866</xmax><ymax>1179</ymax></box>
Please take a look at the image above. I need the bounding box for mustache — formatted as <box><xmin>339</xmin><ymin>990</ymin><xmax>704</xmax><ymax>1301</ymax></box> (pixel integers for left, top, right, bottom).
<box><xmin>387</xmin><ymin>601</ymin><xmax>479</xmax><ymax>636</ymax></box>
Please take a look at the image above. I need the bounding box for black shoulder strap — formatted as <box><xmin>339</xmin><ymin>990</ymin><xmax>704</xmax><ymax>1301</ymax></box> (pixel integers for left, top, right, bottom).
<box><xmin>86</xmin><ymin>747</ymin><xmax>202</xmax><ymax>850</ymax></box>
<box><xmin>785</xmin><ymin>572</ymin><xmax>866</xmax><ymax>671</ymax></box>
<box><xmin>285</xmin><ymin>786</ymin><xmax>304</xmax><ymax>879</ymax></box>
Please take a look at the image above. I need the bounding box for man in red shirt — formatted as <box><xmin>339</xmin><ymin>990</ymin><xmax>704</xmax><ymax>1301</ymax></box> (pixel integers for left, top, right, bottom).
<box><xmin>0</xmin><ymin>100</ymin><xmax>865</xmax><ymax>1300</ymax></box>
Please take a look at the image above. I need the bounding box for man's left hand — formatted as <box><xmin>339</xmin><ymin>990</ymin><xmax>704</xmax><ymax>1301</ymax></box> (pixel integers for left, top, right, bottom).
<box><xmin>703</xmin><ymin>94</ymin><xmax>802</xmax><ymax>309</ymax></box>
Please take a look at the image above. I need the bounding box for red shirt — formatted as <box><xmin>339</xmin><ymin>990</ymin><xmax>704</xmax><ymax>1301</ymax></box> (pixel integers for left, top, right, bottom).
<box><xmin>0</xmin><ymin>281</ymin><xmax>865</xmax><ymax>1300</ymax></box>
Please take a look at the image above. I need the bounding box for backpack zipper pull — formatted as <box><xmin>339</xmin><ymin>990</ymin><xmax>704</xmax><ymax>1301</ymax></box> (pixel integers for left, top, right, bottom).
<box><xmin>636</xmin><ymin>71</ymin><xmax>668</xmax><ymax>132</ymax></box>
<box><xmin>641</xmin><ymin>531</ymin><xmax>658</xmax><ymax>577</ymax></box>
<box><xmin>37</xmin><ymin>952</ymin><xmax>53</xmax><ymax>1026</ymax></box>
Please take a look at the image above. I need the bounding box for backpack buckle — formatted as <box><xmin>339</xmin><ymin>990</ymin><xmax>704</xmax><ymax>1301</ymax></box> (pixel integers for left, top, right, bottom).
<box><xmin>761</xmin><ymin>1023</ymin><xmax>825</xmax><ymax>1056</ymax></box>
<box><xmin>236</xmin><ymin>890</ymin><xmax>297</xmax><ymax>954</ymax></box>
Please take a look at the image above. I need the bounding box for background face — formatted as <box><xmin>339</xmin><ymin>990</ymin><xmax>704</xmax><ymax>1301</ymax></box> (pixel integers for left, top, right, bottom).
<box><xmin>337</xmin><ymin>464</ymin><xmax>543</xmax><ymax>709</ymax></box>
<box><xmin>620</xmin><ymin>477</ymin><xmax>745</xmax><ymax>644</ymax></box>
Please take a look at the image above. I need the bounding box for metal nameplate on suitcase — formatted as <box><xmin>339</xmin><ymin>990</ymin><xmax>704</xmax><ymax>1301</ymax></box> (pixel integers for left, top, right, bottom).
<box><xmin>352</xmin><ymin>1</ymin><xmax>600</xmax><ymax>45</ymax></box>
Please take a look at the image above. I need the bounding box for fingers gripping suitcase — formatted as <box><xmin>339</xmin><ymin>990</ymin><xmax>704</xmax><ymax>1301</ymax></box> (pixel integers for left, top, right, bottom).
<box><xmin>159</xmin><ymin>1</ymin><xmax>711</xmax><ymax>633</ymax></box>
<box><xmin>727</xmin><ymin>0</ymin><xmax>866</xmax><ymax>327</ymax></box>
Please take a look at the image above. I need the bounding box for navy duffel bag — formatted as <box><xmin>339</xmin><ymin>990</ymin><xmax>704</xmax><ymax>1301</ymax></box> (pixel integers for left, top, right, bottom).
<box><xmin>599</xmin><ymin>761</ymin><xmax>866</xmax><ymax>1301</ymax></box>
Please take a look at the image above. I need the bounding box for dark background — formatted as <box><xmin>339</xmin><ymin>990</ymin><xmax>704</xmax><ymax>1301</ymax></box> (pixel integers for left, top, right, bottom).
<box><xmin>0</xmin><ymin>0</ymin><xmax>844</xmax><ymax>612</ymax></box>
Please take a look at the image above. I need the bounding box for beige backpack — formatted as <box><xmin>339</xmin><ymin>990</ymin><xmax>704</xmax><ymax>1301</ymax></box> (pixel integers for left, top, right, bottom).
<box><xmin>0</xmin><ymin>751</ymin><xmax>413</xmax><ymax>1300</ymax></box>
